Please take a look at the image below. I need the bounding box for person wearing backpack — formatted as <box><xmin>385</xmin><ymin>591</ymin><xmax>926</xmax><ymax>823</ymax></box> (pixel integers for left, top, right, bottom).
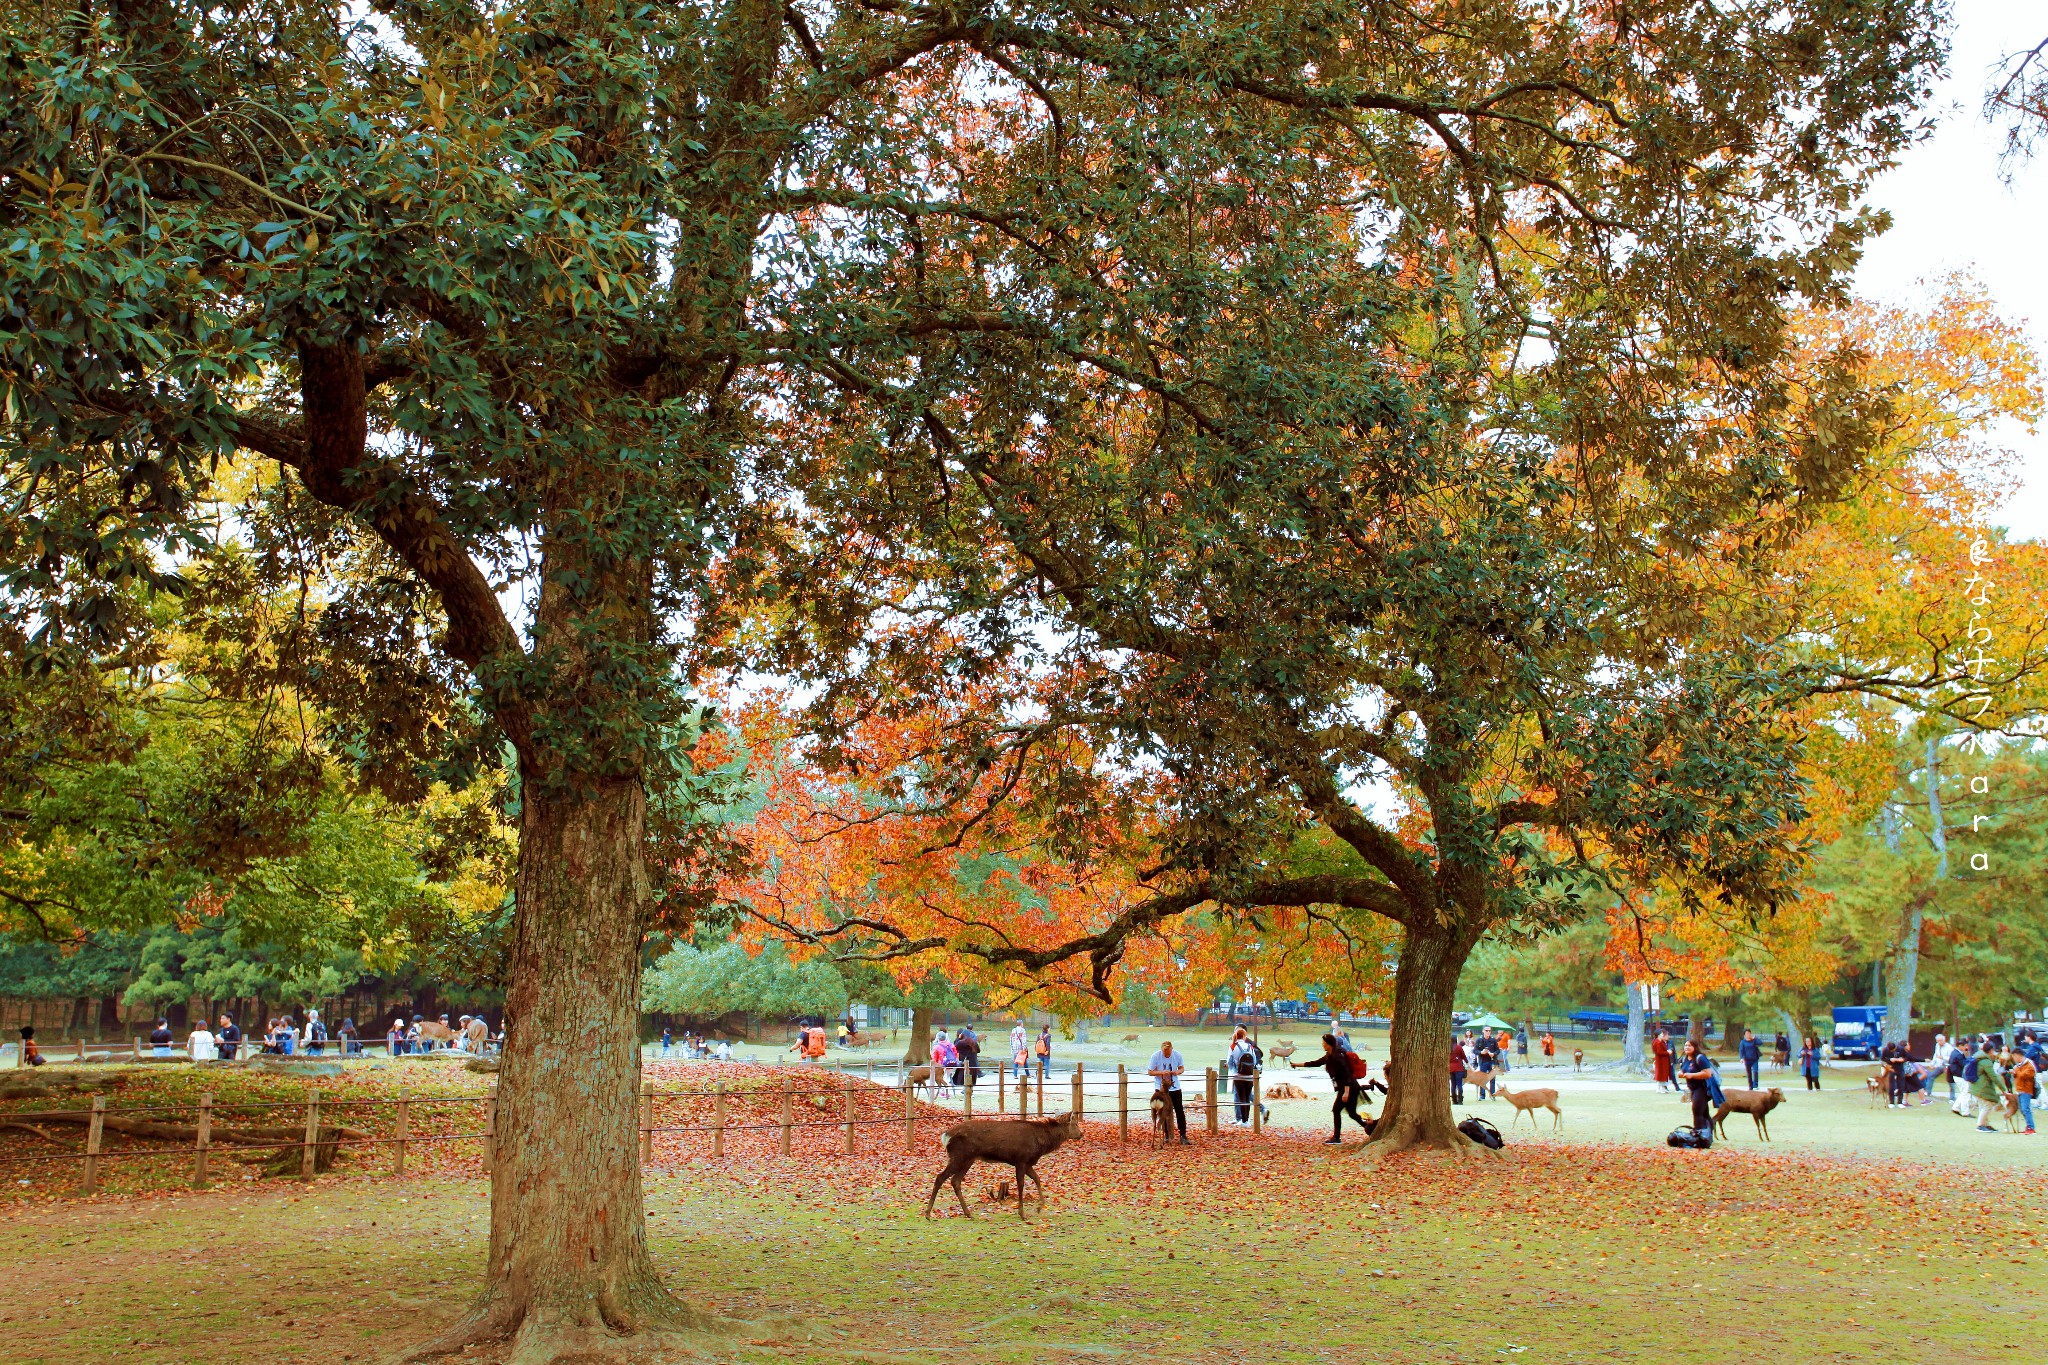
<box><xmin>1449</xmin><ymin>1039</ymin><xmax>1468</xmax><ymax>1104</ymax></box>
<box><xmin>1677</xmin><ymin>1039</ymin><xmax>1716</xmax><ymax>1139</ymax></box>
<box><xmin>1969</xmin><ymin>1050</ymin><xmax>2009</xmax><ymax>1133</ymax></box>
<box><xmin>1229</xmin><ymin>1030</ymin><xmax>1258</xmax><ymax>1123</ymax></box>
<box><xmin>1034</xmin><ymin>1026</ymin><xmax>1052</xmax><ymax>1080</ymax></box>
<box><xmin>1304</xmin><ymin>1034</ymin><xmax>1371</xmax><ymax>1144</ymax></box>
<box><xmin>1951</xmin><ymin>1039</ymin><xmax>1978</xmax><ymax>1117</ymax></box>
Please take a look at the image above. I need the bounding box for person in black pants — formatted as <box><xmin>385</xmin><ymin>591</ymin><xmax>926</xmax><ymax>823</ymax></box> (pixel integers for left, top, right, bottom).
<box><xmin>1305</xmin><ymin>1034</ymin><xmax>1373</xmax><ymax>1144</ymax></box>
<box><xmin>1677</xmin><ymin>1040</ymin><xmax>1716</xmax><ymax>1137</ymax></box>
<box><xmin>1739</xmin><ymin>1029</ymin><xmax>1763</xmax><ymax>1090</ymax></box>
<box><xmin>1880</xmin><ymin>1039</ymin><xmax>1910</xmax><ymax>1108</ymax></box>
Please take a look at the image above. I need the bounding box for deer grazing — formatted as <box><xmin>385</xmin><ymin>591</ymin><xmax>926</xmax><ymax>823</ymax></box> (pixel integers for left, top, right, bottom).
<box><xmin>1267</xmin><ymin>1041</ymin><xmax>1297</xmax><ymax>1066</ymax></box>
<box><xmin>1120</xmin><ymin>1033</ymin><xmax>1140</xmax><ymax>1043</ymax></box>
<box><xmin>925</xmin><ymin>1113</ymin><xmax>1083</xmax><ymax>1220</ymax></box>
<box><xmin>1494</xmin><ymin>1084</ymin><xmax>1563</xmax><ymax>1133</ymax></box>
<box><xmin>1712</xmin><ymin>1087</ymin><xmax>1786</xmax><ymax>1140</ymax></box>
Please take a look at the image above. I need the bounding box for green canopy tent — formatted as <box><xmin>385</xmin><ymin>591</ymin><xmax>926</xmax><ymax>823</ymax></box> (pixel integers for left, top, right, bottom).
<box><xmin>1465</xmin><ymin>1014</ymin><xmax>1514</xmax><ymax>1031</ymax></box>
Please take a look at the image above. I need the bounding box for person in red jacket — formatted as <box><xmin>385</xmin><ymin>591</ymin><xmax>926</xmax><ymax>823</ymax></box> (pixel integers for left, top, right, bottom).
<box><xmin>1652</xmin><ymin>1031</ymin><xmax>1675</xmax><ymax>1092</ymax></box>
<box><xmin>1448</xmin><ymin>1039</ymin><xmax>1468</xmax><ymax>1105</ymax></box>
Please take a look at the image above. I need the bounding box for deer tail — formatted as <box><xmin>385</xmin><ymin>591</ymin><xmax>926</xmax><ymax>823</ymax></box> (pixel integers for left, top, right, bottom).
<box><xmin>939</xmin><ymin>1132</ymin><xmax>952</xmax><ymax>1150</ymax></box>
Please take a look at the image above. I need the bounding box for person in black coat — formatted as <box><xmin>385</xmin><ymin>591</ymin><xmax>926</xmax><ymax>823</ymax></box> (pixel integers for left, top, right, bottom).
<box><xmin>1305</xmin><ymin>1034</ymin><xmax>1377</xmax><ymax>1144</ymax></box>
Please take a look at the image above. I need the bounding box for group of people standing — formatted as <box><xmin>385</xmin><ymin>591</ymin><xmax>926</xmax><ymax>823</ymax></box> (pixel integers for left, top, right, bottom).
<box><xmin>1447</xmin><ymin>1026</ymin><xmax>1522</xmax><ymax>1103</ymax></box>
<box><xmin>1921</xmin><ymin>1033</ymin><xmax>2039</xmax><ymax>1133</ymax></box>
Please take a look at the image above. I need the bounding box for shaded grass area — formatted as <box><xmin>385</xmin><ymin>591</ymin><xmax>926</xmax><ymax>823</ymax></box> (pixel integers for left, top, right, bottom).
<box><xmin>0</xmin><ymin>1118</ymin><xmax>2032</xmax><ymax>1365</ymax></box>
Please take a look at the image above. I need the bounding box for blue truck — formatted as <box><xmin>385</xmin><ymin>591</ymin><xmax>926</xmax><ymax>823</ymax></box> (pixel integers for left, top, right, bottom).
<box><xmin>1830</xmin><ymin>1005</ymin><xmax>1886</xmax><ymax>1060</ymax></box>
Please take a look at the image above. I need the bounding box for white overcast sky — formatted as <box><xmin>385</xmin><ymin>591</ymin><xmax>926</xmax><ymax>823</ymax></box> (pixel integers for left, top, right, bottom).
<box><xmin>1855</xmin><ymin>0</ymin><xmax>2048</xmax><ymax>540</ymax></box>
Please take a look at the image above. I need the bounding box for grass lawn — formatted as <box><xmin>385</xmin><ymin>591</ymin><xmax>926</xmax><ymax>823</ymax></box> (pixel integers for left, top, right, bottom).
<box><xmin>0</xmin><ymin>1055</ymin><xmax>2039</xmax><ymax>1365</ymax></box>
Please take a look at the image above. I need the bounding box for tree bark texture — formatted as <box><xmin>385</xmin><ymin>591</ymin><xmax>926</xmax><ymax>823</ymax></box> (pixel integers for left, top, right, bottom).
<box><xmin>1359</xmin><ymin>921</ymin><xmax>1488</xmax><ymax>1159</ymax></box>
<box><xmin>407</xmin><ymin>780</ymin><xmax>724</xmax><ymax>1363</ymax></box>
<box><xmin>903</xmin><ymin>1005</ymin><xmax>933</xmax><ymax>1066</ymax></box>
<box><xmin>1622</xmin><ymin>981</ymin><xmax>1647</xmax><ymax>1071</ymax></box>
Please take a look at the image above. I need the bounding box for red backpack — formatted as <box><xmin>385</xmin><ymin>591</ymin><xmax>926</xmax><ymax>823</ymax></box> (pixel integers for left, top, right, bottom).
<box><xmin>1348</xmin><ymin>1052</ymin><xmax>1370</xmax><ymax>1080</ymax></box>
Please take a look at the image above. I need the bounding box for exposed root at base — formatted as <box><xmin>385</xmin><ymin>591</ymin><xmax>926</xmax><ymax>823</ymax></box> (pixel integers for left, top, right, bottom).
<box><xmin>1347</xmin><ymin>1124</ymin><xmax>1502</xmax><ymax>1166</ymax></box>
<box><xmin>387</xmin><ymin>1287</ymin><xmax>769</xmax><ymax>1365</ymax></box>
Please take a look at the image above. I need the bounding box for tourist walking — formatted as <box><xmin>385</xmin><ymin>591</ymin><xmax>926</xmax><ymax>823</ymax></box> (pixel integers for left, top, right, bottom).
<box><xmin>1678</xmin><ymin>1039</ymin><xmax>1716</xmax><ymax>1137</ymax></box>
<box><xmin>1798</xmin><ymin>1036</ymin><xmax>1821</xmax><ymax>1091</ymax></box>
<box><xmin>1449</xmin><ymin>1040</ymin><xmax>1467</xmax><ymax>1105</ymax></box>
<box><xmin>1035</xmin><ymin>1026</ymin><xmax>1052</xmax><ymax>1080</ymax></box>
<box><xmin>1739</xmin><ymin>1029</ymin><xmax>1763</xmax><ymax>1091</ymax></box>
<box><xmin>1306</xmin><ymin>1033</ymin><xmax>1369</xmax><ymax>1143</ymax></box>
<box><xmin>1652</xmin><ymin>1031</ymin><xmax>1675</xmax><ymax>1092</ymax></box>
<box><xmin>956</xmin><ymin>1024</ymin><xmax>981</xmax><ymax>1088</ymax></box>
<box><xmin>1147</xmin><ymin>1040</ymin><xmax>1189</xmax><ymax>1144</ymax></box>
<box><xmin>1969</xmin><ymin>1049</ymin><xmax>2009</xmax><ymax>1133</ymax></box>
<box><xmin>1952</xmin><ymin>1039</ymin><xmax>1978</xmax><ymax>1117</ymax></box>
<box><xmin>1541</xmin><ymin>1031</ymin><xmax>1556</xmax><ymax>1062</ymax></box>
<box><xmin>1010</xmin><ymin>1022</ymin><xmax>1029</xmax><ymax>1080</ymax></box>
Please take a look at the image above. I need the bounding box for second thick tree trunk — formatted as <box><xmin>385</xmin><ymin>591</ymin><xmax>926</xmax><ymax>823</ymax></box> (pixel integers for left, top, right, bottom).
<box><xmin>1363</xmin><ymin>920</ymin><xmax>1485</xmax><ymax>1157</ymax></box>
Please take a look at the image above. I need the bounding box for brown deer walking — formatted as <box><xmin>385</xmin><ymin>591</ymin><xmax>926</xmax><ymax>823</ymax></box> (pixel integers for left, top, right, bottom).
<box><xmin>925</xmin><ymin>1113</ymin><xmax>1083</xmax><ymax>1220</ymax></box>
<box><xmin>1712</xmin><ymin>1087</ymin><xmax>1785</xmax><ymax>1140</ymax></box>
<box><xmin>1494</xmin><ymin>1084</ymin><xmax>1563</xmax><ymax>1133</ymax></box>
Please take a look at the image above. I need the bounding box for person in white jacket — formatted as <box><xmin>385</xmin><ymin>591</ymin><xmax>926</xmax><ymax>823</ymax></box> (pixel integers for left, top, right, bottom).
<box><xmin>1929</xmin><ymin>1034</ymin><xmax>1956</xmax><ymax>1106</ymax></box>
<box><xmin>1010</xmin><ymin>1022</ymin><xmax>1029</xmax><ymax>1081</ymax></box>
<box><xmin>187</xmin><ymin>1021</ymin><xmax>218</xmax><ymax>1062</ymax></box>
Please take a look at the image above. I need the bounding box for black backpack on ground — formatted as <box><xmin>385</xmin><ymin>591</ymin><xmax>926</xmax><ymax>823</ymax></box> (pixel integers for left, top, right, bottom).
<box><xmin>1458</xmin><ymin>1116</ymin><xmax>1505</xmax><ymax>1150</ymax></box>
<box><xmin>1666</xmin><ymin>1125</ymin><xmax>1714</xmax><ymax>1149</ymax></box>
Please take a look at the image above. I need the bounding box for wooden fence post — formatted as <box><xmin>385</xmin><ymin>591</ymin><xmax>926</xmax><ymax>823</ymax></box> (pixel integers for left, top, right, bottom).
<box><xmin>1204</xmin><ymin>1067</ymin><xmax>1218</xmax><ymax>1134</ymax></box>
<box><xmin>193</xmin><ymin>1093</ymin><xmax>212</xmax><ymax>1189</ymax></box>
<box><xmin>75</xmin><ymin>1038</ymin><xmax>85</xmax><ymax>1063</ymax></box>
<box><xmin>300</xmin><ymin>1087</ymin><xmax>320</xmax><ymax>1180</ymax></box>
<box><xmin>482</xmin><ymin>1087</ymin><xmax>497</xmax><ymax>1175</ymax></box>
<box><xmin>1117</xmin><ymin>1065</ymin><xmax>1128</xmax><ymax>1143</ymax></box>
<box><xmin>963</xmin><ymin>1069</ymin><xmax>974</xmax><ymax>1120</ymax></box>
<box><xmin>998</xmin><ymin>1064</ymin><xmax>1006</xmax><ymax>1114</ymax></box>
<box><xmin>640</xmin><ymin>1085</ymin><xmax>654</xmax><ymax>1165</ymax></box>
<box><xmin>82</xmin><ymin>1094</ymin><xmax>105</xmax><ymax>1194</ymax></box>
<box><xmin>778</xmin><ymin>1077</ymin><xmax>793</xmax><ymax>1156</ymax></box>
<box><xmin>903</xmin><ymin>1079</ymin><xmax>915</xmax><ymax>1152</ymax></box>
<box><xmin>1035</xmin><ymin>1067</ymin><xmax>1044</xmax><ymax>1117</ymax></box>
<box><xmin>131</xmin><ymin>1037</ymin><xmax>141</xmax><ymax>1062</ymax></box>
<box><xmin>394</xmin><ymin>1093</ymin><xmax>410</xmax><ymax>1176</ymax></box>
<box><xmin>1072</xmin><ymin>1063</ymin><xmax>1082</xmax><ymax>1118</ymax></box>
<box><xmin>1252</xmin><ymin>1067</ymin><xmax>1263</xmax><ymax>1134</ymax></box>
<box><xmin>844</xmin><ymin>1078</ymin><xmax>855</xmax><ymax>1154</ymax></box>
<box><xmin>712</xmin><ymin>1081</ymin><xmax>726</xmax><ymax>1158</ymax></box>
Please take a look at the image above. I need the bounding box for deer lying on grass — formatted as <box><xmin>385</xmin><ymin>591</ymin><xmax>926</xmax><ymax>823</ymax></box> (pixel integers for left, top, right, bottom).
<box><xmin>1712</xmin><ymin>1087</ymin><xmax>1785</xmax><ymax>1140</ymax></box>
<box><xmin>925</xmin><ymin>1113</ymin><xmax>1083</xmax><ymax>1220</ymax></box>
<box><xmin>1494</xmin><ymin>1084</ymin><xmax>1562</xmax><ymax>1132</ymax></box>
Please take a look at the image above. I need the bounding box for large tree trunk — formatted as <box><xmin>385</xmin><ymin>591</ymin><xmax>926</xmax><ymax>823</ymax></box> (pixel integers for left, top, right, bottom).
<box><xmin>405</xmin><ymin>779</ymin><xmax>732</xmax><ymax>1364</ymax></box>
<box><xmin>1358</xmin><ymin>920</ymin><xmax>1491</xmax><ymax>1160</ymax></box>
<box><xmin>903</xmin><ymin>1005</ymin><xmax>933</xmax><ymax>1065</ymax></box>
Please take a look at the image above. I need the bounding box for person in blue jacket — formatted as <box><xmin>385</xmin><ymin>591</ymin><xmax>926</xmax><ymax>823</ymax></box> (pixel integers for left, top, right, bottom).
<box><xmin>1739</xmin><ymin>1029</ymin><xmax>1763</xmax><ymax>1090</ymax></box>
<box><xmin>1799</xmin><ymin>1035</ymin><xmax>1821</xmax><ymax>1091</ymax></box>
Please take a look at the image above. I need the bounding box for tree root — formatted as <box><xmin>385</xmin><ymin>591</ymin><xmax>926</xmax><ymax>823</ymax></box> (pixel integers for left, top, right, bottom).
<box><xmin>1348</xmin><ymin>1121</ymin><xmax>1502</xmax><ymax>1167</ymax></box>
<box><xmin>387</xmin><ymin>1280</ymin><xmax>777</xmax><ymax>1365</ymax></box>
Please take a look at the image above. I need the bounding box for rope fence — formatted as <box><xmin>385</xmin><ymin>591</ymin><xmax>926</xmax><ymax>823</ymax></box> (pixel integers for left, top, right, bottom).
<box><xmin>0</xmin><ymin>1063</ymin><xmax>1284</xmax><ymax>1193</ymax></box>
